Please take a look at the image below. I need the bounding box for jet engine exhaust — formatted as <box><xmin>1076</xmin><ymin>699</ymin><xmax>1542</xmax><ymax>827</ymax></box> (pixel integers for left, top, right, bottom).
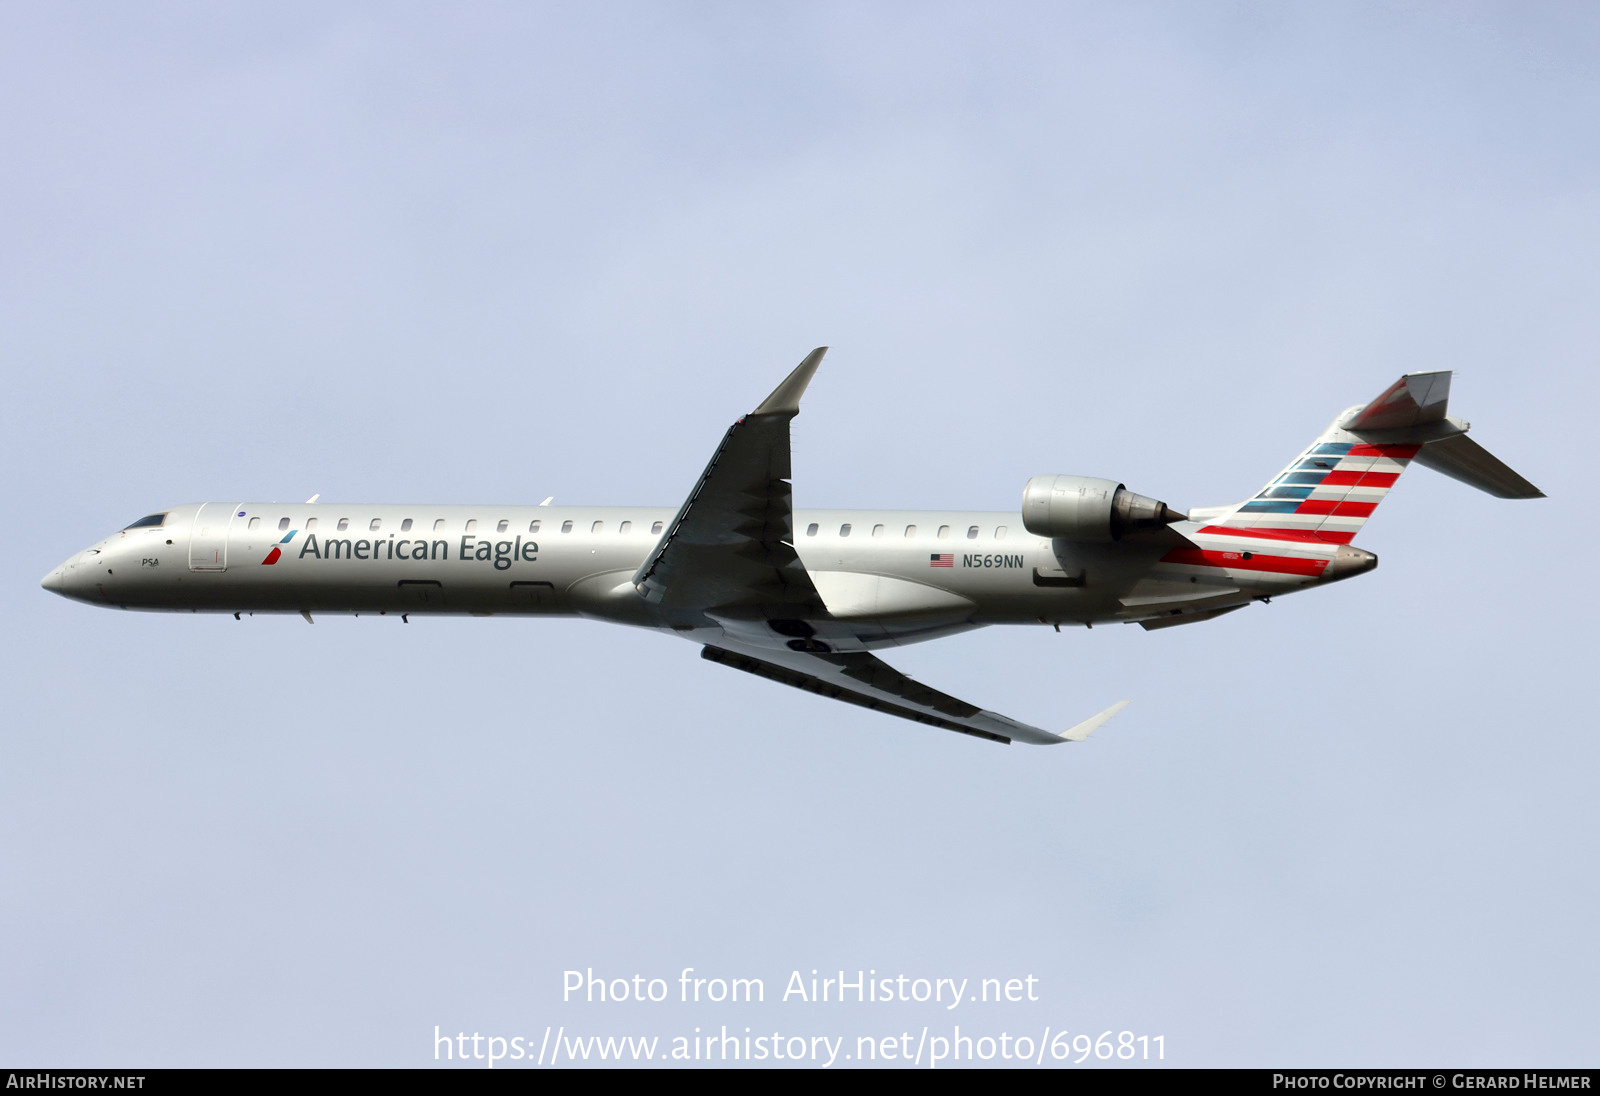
<box><xmin>1112</xmin><ymin>490</ymin><xmax>1187</xmax><ymax>536</ymax></box>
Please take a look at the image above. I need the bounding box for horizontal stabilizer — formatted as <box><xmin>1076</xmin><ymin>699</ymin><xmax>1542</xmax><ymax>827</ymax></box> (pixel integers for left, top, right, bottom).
<box><xmin>1412</xmin><ymin>433</ymin><xmax>1545</xmax><ymax>499</ymax></box>
<box><xmin>1342</xmin><ymin>371</ymin><xmax>1452</xmax><ymax>431</ymax></box>
<box><xmin>1192</xmin><ymin>368</ymin><xmax>1545</xmax><ymax>542</ymax></box>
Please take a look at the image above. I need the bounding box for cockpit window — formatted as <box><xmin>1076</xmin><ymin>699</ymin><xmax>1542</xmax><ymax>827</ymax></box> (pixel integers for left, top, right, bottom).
<box><xmin>124</xmin><ymin>513</ymin><xmax>167</xmax><ymax>529</ymax></box>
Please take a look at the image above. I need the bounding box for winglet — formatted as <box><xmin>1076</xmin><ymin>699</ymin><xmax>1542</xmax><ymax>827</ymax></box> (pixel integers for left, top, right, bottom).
<box><xmin>752</xmin><ymin>347</ymin><xmax>828</xmax><ymax>417</ymax></box>
<box><xmin>1058</xmin><ymin>699</ymin><xmax>1130</xmax><ymax>742</ymax></box>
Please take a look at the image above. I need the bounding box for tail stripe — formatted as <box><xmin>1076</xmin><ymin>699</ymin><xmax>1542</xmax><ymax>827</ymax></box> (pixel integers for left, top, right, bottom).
<box><xmin>1160</xmin><ymin>547</ymin><xmax>1330</xmax><ymax>577</ymax></box>
<box><xmin>1193</xmin><ymin>370</ymin><xmax>1540</xmax><ymax>551</ymax></box>
<box><xmin>1209</xmin><ymin>429</ymin><xmax>1419</xmax><ymax>541</ymax></box>
<box><xmin>1321</xmin><ymin>470</ymin><xmax>1398</xmax><ymax>488</ymax></box>
<box><xmin>1197</xmin><ymin>524</ymin><xmax>1357</xmax><ymax>545</ymax></box>
<box><xmin>1295</xmin><ymin>499</ymin><xmax>1378</xmax><ymax>517</ymax></box>
<box><xmin>1349</xmin><ymin>443</ymin><xmax>1421</xmax><ymax>459</ymax></box>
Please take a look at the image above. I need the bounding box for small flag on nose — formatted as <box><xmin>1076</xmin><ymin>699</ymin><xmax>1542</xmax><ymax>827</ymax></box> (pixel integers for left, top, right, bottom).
<box><xmin>929</xmin><ymin>553</ymin><xmax>953</xmax><ymax>568</ymax></box>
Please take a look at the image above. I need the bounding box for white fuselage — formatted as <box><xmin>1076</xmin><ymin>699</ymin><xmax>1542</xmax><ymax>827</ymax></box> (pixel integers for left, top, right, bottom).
<box><xmin>41</xmin><ymin>501</ymin><xmax>1364</xmax><ymax>652</ymax></box>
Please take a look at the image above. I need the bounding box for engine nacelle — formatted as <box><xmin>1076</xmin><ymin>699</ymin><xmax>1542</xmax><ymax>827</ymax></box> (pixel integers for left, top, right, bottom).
<box><xmin>1022</xmin><ymin>475</ymin><xmax>1183</xmax><ymax>542</ymax></box>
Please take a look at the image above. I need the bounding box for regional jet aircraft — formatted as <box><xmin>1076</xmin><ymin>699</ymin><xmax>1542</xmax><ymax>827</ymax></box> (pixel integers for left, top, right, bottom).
<box><xmin>41</xmin><ymin>350</ymin><xmax>1542</xmax><ymax>745</ymax></box>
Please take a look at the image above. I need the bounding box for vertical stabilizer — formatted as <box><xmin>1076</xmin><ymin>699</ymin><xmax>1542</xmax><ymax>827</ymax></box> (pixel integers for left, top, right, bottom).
<box><xmin>1197</xmin><ymin>373</ymin><xmax>1443</xmax><ymax>544</ymax></box>
<box><xmin>1194</xmin><ymin>371</ymin><xmax>1543</xmax><ymax>541</ymax></box>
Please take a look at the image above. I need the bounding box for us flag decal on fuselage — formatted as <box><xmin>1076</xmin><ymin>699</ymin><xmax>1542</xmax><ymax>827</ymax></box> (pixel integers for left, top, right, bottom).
<box><xmin>930</xmin><ymin>553</ymin><xmax>953</xmax><ymax>568</ymax></box>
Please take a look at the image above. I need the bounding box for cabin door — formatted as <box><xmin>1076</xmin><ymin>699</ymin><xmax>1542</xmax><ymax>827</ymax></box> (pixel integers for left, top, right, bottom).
<box><xmin>189</xmin><ymin>502</ymin><xmax>239</xmax><ymax>571</ymax></box>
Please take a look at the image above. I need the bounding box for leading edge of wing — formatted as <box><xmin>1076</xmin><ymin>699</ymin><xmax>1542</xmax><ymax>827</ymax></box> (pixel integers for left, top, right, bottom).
<box><xmin>701</xmin><ymin>642</ymin><xmax>1129</xmax><ymax>747</ymax></box>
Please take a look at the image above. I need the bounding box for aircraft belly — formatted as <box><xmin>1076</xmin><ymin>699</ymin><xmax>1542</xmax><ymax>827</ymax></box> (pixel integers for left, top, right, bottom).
<box><xmin>791</xmin><ymin>520</ymin><xmax>1163</xmax><ymax>627</ymax></box>
<box><xmin>807</xmin><ymin>570</ymin><xmax>975</xmax><ymax>622</ymax></box>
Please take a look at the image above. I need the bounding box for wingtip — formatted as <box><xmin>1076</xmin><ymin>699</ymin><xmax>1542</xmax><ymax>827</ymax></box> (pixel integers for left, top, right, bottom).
<box><xmin>752</xmin><ymin>347</ymin><xmax>828</xmax><ymax>416</ymax></box>
<box><xmin>1058</xmin><ymin>699</ymin><xmax>1131</xmax><ymax>742</ymax></box>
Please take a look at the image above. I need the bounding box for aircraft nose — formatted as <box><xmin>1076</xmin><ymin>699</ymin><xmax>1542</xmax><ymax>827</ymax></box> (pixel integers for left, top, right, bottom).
<box><xmin>41</xmin><ymin>552</ymin><xmax>91</xmax><ymax>601</ymax></box>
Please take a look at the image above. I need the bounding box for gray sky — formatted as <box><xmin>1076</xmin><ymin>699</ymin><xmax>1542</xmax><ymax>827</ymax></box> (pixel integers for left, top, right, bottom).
<box><xmin>3</xmin><ymin>1</ymin><xmax>1595</xmax><ymax>1068</ymax></box>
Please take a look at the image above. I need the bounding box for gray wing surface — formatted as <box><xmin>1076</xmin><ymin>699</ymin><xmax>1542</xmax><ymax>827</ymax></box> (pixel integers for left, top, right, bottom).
<box><xmin>632</xmin><ymin>347</ymin><xmax>828</xmax><ymax>615</ymax></box>
<box><xmin>701</xmin><ymin>641</ymin><xmax>1126</xmax><ymax>747</ymax></box>
<box><xmin>642</xmin><ymin>348</ymin><xmax>1129</xmax><ymax>747</ymax></box>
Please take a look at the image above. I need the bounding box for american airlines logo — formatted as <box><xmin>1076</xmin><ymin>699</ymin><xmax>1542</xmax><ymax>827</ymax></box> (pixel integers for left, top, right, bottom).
<box><xmin>261</xmin><ymin>530</ymin><xmax>297</xmax><ymax>565</ymax></box>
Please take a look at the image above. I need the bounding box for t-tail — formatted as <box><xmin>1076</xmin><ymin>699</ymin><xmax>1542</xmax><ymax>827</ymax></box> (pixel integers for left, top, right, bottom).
<box><xmin>1189</xmin><ymin>371</ymin><xmax>1544</xmax><ymax>549</ymax></box>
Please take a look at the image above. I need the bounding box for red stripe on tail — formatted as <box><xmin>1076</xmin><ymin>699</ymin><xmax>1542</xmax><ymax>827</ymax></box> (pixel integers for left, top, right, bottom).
<box><xmin>1197</xmin><ymin>525</ymin><xmax>1356</xmax><ymax>545</ymax></box>
<box><xmin>1161</xmin><ymin>547</ymin><xmax>1329</xmax><ymax>576</ymax></box>
<box><xmin>1320</xmin><ymin>470</ymin><xmax>1400</xmax><ymax>488</ymax></box>
<box><xmin>1295</xmin><ymin>500</ymin><xmax>1378</xmax><ymax>517</ymax></box>
<box><xmin>1347</xmin><ymin>443</ymin><xmax>1420</xmax><ymax>458</ymax></box>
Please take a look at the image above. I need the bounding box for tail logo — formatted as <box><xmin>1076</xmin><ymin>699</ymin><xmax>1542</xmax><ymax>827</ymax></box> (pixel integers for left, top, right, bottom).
<box><xmin>1218</xmin><ymin>442</ymin><xmax>1420</xmax><ymax>544</ymax></box>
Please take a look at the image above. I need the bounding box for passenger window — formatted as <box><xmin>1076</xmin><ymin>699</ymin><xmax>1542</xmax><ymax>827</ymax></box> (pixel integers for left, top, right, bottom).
<box><xmin>337</xmin><ymin>518</ymin><xmax>350</xmax><ymax>531</ymax></box>
<box><xmin>248</xmin><ymin>517</ymin><xmax>260</xmax><ymax>530</ymax></box>
<box><xmin>872</xmin><ymin>524</ymin><xmax>884</xmax><ymax>537</ymax></box>
<box><xmin>370</xmin><ymin>518</ymin><xmax>382</xmax><ymax>532</ymax></box>
<box><xmin>306</xmin><ymin>518</ymin><xmax>318</xmax><ymax>531</ymax></box>
<box><xmin>904</xmin><ymin>525</ymin><xmax>916</xmax><ymax>537</ymax></box>
<box><xmin>840</xmin><ymin>524</ymin><xmax>852</xmax><ymax>536</ymax></box>
<box><xmin>497</xmin><ymin>520</ymin><xmax>509</xmax><ymax>533</ymax></box>
<box><xmin>529</xmin><ymin>520</ymin><xmax>541</xmax><ymax>534</ymax></box>
<box><xmin>937</xmin><ymin>525</ymin><xmax>950</xmax><ymax>539</ymax></box>
<box><xmin>401</xmin><ymin>518</ymin><xmax>413</xmax><ymax>532</ymax></box>
<box><xmin>433</xmin><ymin>519</ymin><xmax>445</xmax><ymax>532</ymax></box>
<box><xmin>651</xmin><ymin>521</ymin><xmax>663</xmax><ymax>534</ymax></box>
<box><xmin>806</xmin><ymin>523</ymin><xmax>819</xmax><ymax>536</ymax></box>
<box><xmin>996</xmin><ymin>526</ymin><xmax>1007</xmax><ymax>539</ymax></box>
<box><xmin>278</xmin><ymin>517</ymin><xmax>291</xmax><ymax>531</ymax></box>
<box><xmin>592</xmin><ymin>520</ymin><xmax>604</xmax><ymax>533</ymax></box>
<box><xmin>562</xmin><ymin>521</ymin><xmax>573</xmax><ymax>533</ymax></box>
<box><xmin>619</xmin><ymin>520</ymin><xmax>632</xmax><ymax>534</ymax></box>
<box><xmin>465</xmin><ymin>520</ymin><xmax>477</xmax><ymax>532</ymax></box>
<box><xmin>967</xmin><ymin>525</ymin><xmax>979</xmax><ymax>539</ymax></box>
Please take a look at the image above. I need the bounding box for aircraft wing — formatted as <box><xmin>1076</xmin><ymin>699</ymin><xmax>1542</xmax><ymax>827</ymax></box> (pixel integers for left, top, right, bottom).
<box><xmin>701</xmin><ymin>641</ymin><xmax>1128</xmax><ymax>746</ymax></box>
<box><xmin>633</xmin><ymin>348</ymin><xmax>829</xmax><ymax>614</ymax></box>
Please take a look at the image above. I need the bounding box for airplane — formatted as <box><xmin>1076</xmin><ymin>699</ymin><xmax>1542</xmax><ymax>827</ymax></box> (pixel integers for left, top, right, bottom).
<box><xmin>41</xmin><ymin>350</ymin><xmax>1543</xmax><ymax>746</ymax></box>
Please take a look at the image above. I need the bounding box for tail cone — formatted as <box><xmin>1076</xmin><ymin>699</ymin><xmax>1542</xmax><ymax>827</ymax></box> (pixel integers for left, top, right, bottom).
<box><xmin>1324</xmin><ymin>545</ymin><xmax>1377</xmax><ymax>581</ymax></box>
